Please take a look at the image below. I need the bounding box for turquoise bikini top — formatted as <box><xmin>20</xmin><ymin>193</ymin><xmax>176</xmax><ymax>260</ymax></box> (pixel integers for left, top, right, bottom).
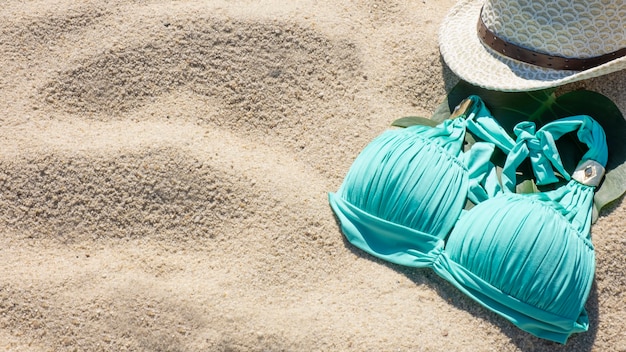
<box><xmin>328</xmin><ymin>96</ymin><xmax>608</xmax><ymax>344</ymax></box>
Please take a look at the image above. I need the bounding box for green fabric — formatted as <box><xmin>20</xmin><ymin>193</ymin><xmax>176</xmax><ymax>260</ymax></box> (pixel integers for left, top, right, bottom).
<box><xmin>328</xmin><ymin>96</ymin><xmax>608</xmax><ymax>344</ymax></box>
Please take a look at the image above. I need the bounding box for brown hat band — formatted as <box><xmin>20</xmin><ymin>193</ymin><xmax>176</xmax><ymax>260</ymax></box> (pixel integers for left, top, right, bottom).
<box><xmin>477</xmin><ymin>16</ymin><xmax>626</xmax><ymax>71</ymax></box>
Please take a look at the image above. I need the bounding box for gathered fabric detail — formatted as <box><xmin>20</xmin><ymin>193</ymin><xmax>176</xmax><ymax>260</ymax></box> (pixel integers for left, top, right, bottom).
<box><xmin>446</xmin><ymin>192</ymin><xmax>596</xmax><ymax>321</ymax></box>
<box><xmin>328</xmin><ymin>95</ymin><xmax>608</xmax><ymax>344</ymax></box>
<box><xmin>524</xmin><ymin>180</ymin><xmax>597</xmax><ymax>239</ymax></box>
<box><xmin>337</xmin><ymin>119</ymin><xmax>471</xmax><ymax>240</ymax></box>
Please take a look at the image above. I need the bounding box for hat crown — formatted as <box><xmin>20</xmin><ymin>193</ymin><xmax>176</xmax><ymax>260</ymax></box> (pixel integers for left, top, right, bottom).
<box><xmin>481</xmin><ymin>0</ymin><xmax>625</xmax><ymax>58</ymax></box>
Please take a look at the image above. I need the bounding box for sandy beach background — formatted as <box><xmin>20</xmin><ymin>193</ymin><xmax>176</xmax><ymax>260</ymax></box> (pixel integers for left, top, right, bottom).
<box><xmin>0</xmin><ymin>0</ymin><xmax>624</xmax><ymax>350</ymax></box>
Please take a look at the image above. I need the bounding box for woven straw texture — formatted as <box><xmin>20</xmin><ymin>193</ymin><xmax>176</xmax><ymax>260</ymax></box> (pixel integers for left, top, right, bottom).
<box><xmin>439</xmin><ymin>0</ymin><xmax>626</xmax><ymax>91</ymax></box>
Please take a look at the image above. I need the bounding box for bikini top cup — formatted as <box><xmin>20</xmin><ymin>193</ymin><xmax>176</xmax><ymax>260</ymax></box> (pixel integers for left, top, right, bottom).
<box><xmin>329</xmin><ymin>96</ymin><xmax>508</xmax><ymax>266</ymax></box>
<box><xmin>442</xmin><ymin>116</ymin><xmax>607</xmax><ymax>343</ymax></box>
<box><xmin>328</xmin><ymin>97</ymin><xmax>608</xmax><ymax>344</ymax></box>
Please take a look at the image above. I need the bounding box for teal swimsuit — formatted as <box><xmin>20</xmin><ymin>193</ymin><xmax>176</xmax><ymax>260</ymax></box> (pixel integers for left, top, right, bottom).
<box><xmin>328</xmin><ymin>96</ymin><xmax>608</xmax><ymax>343</ymax></box>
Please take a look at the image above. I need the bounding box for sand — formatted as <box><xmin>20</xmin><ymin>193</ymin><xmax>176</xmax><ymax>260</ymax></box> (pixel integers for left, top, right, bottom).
<box><xmin>0</xmin><ymin>0</ymin><xmax>624</xmax><ymax>351</ymax></box>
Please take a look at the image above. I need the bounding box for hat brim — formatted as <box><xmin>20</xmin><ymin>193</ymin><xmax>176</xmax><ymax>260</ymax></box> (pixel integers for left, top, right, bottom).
<box><xmin>439</xmin><ymin>0</ymin><xmax>626</xmax><ymax>92</ymax></box>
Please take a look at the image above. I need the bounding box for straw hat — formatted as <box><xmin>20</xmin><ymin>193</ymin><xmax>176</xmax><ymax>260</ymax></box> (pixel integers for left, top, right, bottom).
<box><xmin>439</xmin><ymin>0</ymin><xmax>626</xmax><ymax>91</ymax></box>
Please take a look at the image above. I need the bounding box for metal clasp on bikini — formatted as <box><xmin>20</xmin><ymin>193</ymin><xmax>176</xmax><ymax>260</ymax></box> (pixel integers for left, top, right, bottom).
<box><xmin>450</xmin><ymin>98</ymin><xmax>474</xmax><ymax>119</ymax></box>
<box><xmin>572</xmin><ymin>160</ymin><xmax>605</xmax><ymax>187</ymax></box>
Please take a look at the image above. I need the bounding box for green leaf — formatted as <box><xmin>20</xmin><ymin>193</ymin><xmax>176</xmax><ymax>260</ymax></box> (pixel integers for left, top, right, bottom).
<box><xmin>517</xmin><ymin>179</ymin><xmax>540</xmax><ymax>194</ymax></box>
<box><xmin>391</xmin><ymin>116</ymin><xmax>439</xmax><ymax>128</ymax></box>
<box><xmin>444</xmin><ymin>80</ymin><xmax>558</xmax><ymax>131</ymax></box>
<box><xmin>431</xmin><ymin>96</ymin><xmax>453</xmax><ymax>124</ymax></box>
<box><xmin>434</xmin><ymin>80</ymin><xmax>626</xmax><ymax>220</ymax></box>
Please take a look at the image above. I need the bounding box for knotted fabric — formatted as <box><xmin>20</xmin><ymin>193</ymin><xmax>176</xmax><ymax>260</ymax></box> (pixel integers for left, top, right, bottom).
<box><xmin>501</xmin><ymin>116</ymin><xmax>608</xmax><ymax>191</ymax></box>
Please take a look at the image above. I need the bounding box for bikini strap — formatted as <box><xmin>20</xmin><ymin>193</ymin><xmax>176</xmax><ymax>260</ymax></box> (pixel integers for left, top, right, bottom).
<box><xmin>457</xmin><ymin>96</ymin><xmax>517</xmax><ymax>154</ymax></box>
<box><xmin>501</xmin><ymin>115</ymin><xmax>608</xmax><ymax>192</ymax></box>
<box><xmin>453</xmin><ymin>96</ymin><xmax>515</xmax><ymax>204</ymax></box>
